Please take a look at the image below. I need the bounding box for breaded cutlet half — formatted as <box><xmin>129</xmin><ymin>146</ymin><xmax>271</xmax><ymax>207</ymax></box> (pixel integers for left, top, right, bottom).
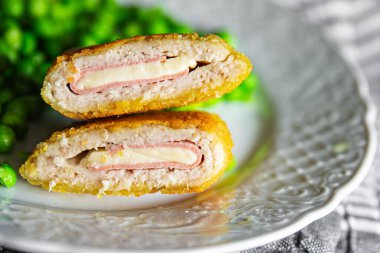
<box><xmin>42</xmin><ymin>33</ymin><xmax>252</xmax><ymax>119</ymax></box>
<box><xmin>20</xmin><ymin>111</ymin><xmax>233</xmax><ymax>196</ymax></box>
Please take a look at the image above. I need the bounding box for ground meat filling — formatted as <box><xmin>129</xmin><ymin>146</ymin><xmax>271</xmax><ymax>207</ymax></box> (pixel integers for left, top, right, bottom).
<box><xmin>79</xmin><ymin>141</ymin><xmax>204</xmax><ymax>171</ymax></box>
<box><xmin>68</xmin><ymin>55</ymin><xmax>198</xmax><ymax>95</ymax></box>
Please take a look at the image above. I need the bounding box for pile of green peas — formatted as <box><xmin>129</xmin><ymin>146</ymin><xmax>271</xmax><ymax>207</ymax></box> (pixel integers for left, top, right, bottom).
<box><xmin>0</xmin><ymin>0</ymin><xmax>258</xmax><ymax>153</ymax></box>
<box><xmin>0</xmin><ymin>0</ymin><xmax>259</xmax><ymax>186</ymax></box>
<box><xmin>0</xmin><ymin>163</ymin><xmax>17</xmax><ymax>187</ymax></box>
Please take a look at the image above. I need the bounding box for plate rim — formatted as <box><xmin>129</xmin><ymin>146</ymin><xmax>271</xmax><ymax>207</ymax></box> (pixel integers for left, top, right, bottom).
<box><xmin>1</xmin><ymin>5</ymin><xmax>378</xmax><ymax>253</ymax></box>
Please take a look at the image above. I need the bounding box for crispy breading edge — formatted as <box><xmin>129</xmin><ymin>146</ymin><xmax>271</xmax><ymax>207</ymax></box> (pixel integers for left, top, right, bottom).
<box><xmin>19</xmin><ymin>111</ymin><xmax>233</xmax><ymax>196</ymax></box>
<box><xmin>41</xmin><ymin>33</ymin><xmax>253</xmax><ymax>119</ymax></box>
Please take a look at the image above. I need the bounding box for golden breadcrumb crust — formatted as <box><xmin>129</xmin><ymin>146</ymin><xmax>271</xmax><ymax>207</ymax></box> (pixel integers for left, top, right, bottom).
<box><xmin>41</xmin><ymin>33</ymin><xmax>253</xmax><ymax>119</ymax></box>
<box><xmin>19</xmin><ymin>111</ymin><xmax>233</xmax><ymax>196</ymax></box>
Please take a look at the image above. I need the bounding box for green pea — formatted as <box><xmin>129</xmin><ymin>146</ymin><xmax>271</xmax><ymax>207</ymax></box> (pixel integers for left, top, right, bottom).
<box><xmin>114</xmin><ymin>6</ymin><xmax>133</xmax><ymax>22</ymax></box>
<box><xmin>98</xmin><ymin>11</ymin><xmax>117</xmax><ymax>26</ymax></box>
<box><xmin>33</xmin><ymin>20</ymin><xmax>60</xmax><ymax>38</ymax></box>
<box><xmin>145</xmin><ymin>7</ymin><xmax>166</xmax><ymax>20</ymax></box>
<box><xmin>6</xmin><ymin>99</ymin><xmax>28</xmax><ymax>118</ymax></box>
<box><xmin>18</xmin><ymin>61</ymin><xmax>35</xmax><ymax>77</ymax></box>
<box><xmin>171</xmin><ymin>24</ymin><xmax>193</xmax><ymax>34</ymax></box>
<box><xmin>21</xmin><ymin>32</ymin><xmax>37</xmax><ymax>55</ymax></box>
<box><xmin>65</xmin><ymin>0</ymin><xmax>82</xmax><ymax>13</ymax></box>
<box><xmin>1</xmin><ymin>112</ymin><xmax>28</xmax><ymax>139</ymax></box>
<box><xmin>29</xmin><ymin>0</ymin><xmax>49</xmax><ymax>18</ymax></box>
<box><xmin>224</xmin><ymin>87</ymin><xmax>248</xmax><ymax>101</ymax></box>
<box><xmin>90</xmin><ymin>22</ymin><xmax>113</xmax><ymax>40</ymax></box>
<box><xmin>52</xmin><ymin>4</ymin><xmax>69</xmax><ymax>20</ymax></box>
<box><xmin>3</xmin><ymin>50</ymin><xmax>18</xmax><ymax>63</ymax></box>
<box><xmin>146</xmin><ymin>18</ymin><xmax>170</xmax><ymax>35</ymax></box>
<box><xmin>2</xmin><ymin>0</ymin><xmax>24</xmax><ymax>18</ymax></box>
<box><xmin>0</xmin><ymin>125</ymin><xmax>16</xmax><ymax>153</ymax></box>
<box><xmin>80</xmin><ymin>35</ymin><xmax>99</xmax><ymax>47</ymax></box>
<box><xmin>136</xmin><ymin>8</ymin><xmax>151</xmax><ymax>22</ymax></box>
<box><xmin>102</xmin><ymin>0</ymin><xmax>118</xmax><ymax>11</ymax></box>
<box><xmin>0</xmin><ymin>88</ymin><xmax>14</xmax><ymax>105</ymax></box>
<box><xmin>83</xmin><ymin>0</ymin><xmax>101</xmax><ymax>11</ymax></box>
<box><xmin>0</xmin><ymin>41</ymin><xmax>18</xmax><ymax>62</ymax></box>
<box><xmin>124</xmin><ymin>6</ymin><xmax>141</xmax><ymax>20</ymax></box>
<box><xmin>61</xmin><ymin>19</ymin><xmax>77</xmax><ymax>35</ymax></box>
<box><xmin>32</xmin><ymin>52</ymin><xmax>45</xmax><ymax>65</ymax></box>
<box><xmin>240</xmin><ymin>75</ymin><xmax>257</xmax><ymax>90</ymax></box>
<box><xmin>0</xmin><ymin>163</ymin><xmax>17</xmax><ymax>188</ymax></box>
<box><xmin>4</xmin><ymin>23</ymin><xmax>23</xmax><ymax>50</ymax></box>
<box><xmin>124</xmin><ymin>22</ymin><xmax>143</xmax><ymax>37</ymax></box>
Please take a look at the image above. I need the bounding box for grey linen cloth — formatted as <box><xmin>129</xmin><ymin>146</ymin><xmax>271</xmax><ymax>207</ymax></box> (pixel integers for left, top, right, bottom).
<box><xmin>2</xmin><ymin>1</ymin><xmax>380</xmax><ymax>252</ymax></box>
<box><xmin>242</xmin><ymin>0</ymin><xmax>380</xmax><ymax>252</ymax></box>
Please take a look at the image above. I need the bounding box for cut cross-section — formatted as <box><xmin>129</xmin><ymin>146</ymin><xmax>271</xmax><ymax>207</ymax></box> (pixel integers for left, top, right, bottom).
<box><xmin>41</xmin><ymin>34</ymin><xmax>253</xmax><ymax>119</ymax></box>
<box><xmin>82</xmin><ymin>141</ymin><xmax>203</xmax><ymax>171</ymax></box>
<box><xmin>69</xmin><ymin>55</ymin><xmax>197</xmax><ymax>95</ymax></box>
<box><xmin>19</xmin><ymin>111</ymin><xmax>233</xmax><ymax>196</ymax></box>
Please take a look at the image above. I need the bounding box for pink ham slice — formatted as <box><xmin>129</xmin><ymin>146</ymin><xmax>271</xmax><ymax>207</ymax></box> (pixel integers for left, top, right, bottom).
<box><xmin>68</xmin><ymin>56</ymin><xmax>189</xmax><ymax>95</ymax></box>
<box><xmin>88</xmin><ymin>141</ymin><xmax>203</xmax><ymax>172</ymax></box>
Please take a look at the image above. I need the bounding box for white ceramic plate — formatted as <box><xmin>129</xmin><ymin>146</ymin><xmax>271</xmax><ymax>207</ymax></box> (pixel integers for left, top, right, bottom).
<box><xmin>0</xmin><ymin>0</ymin><xmax>377</xmax><ymax>252</ymax></box>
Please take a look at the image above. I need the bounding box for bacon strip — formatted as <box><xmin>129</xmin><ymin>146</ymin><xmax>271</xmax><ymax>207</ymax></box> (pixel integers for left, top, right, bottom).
<box><xmin>88</xmin><ymin>141</ymin><xmax>203</xmax><ymax>172</ymax></box>
<box><xmin>68</xmin><ymin>56</ymin><xmax>189</xmax><ymax>95</ymax></box>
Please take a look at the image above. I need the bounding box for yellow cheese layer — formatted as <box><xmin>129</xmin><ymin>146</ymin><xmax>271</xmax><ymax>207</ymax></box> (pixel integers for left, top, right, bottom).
<box><xmin>76</xmin><ymin>56</ymin><xmax>197</xmax><ymax>90</ymax></box>
<box><xmin>81</xmin><ymin>146</ymin><xmax>198</xmax><ymax>169</ymax></box>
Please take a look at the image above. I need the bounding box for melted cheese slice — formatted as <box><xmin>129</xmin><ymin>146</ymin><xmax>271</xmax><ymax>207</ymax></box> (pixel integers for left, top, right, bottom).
<box><xmin>76</xmin><ymin>56</ymin><xmax>197</xmax><ymax>90</ymax></box>
<box><xmin>82</xmin><ymin>146</ymin><xmax>199</xmax><ymax>169</ymax></box>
